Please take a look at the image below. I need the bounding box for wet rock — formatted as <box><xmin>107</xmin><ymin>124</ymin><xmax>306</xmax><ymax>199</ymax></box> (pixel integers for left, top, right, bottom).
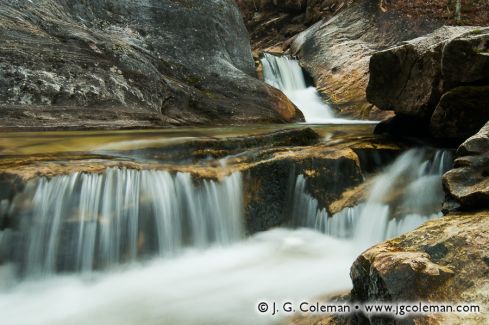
<box><xmin>0</xmin><ymin>0</ymin><xmax>302</xmax><ymax>130</ymax></box>
<box><xmin>290</xmin><ymin>0</ymin><xmax>443</xmax><ymax>120</ymax></box>
<box><xmin>243</xmin><ymin>147</ymin><xmax>365</xmax><ymax>233</ymax></box>
<box><xmin>443</xmin><ymin>122</ymin><xmax>489</xmax><ymax>209</ymax></box>
<box><xmin>351</xmin><ymin>212</ymin><xmax>489</xmax><ymax>324</ymax></box>
<box><xmin>328</xmin><ymin>182</ymin><xmax>369</xmax><ymax>215</ymax></box>
<box><xmin>0</xmin><ymin>174</ymin><xmax>24</xmax><ymax>203</ymax></box>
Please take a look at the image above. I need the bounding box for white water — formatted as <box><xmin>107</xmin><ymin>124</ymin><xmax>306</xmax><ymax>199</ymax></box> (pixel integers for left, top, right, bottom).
<box><xmin>293</xmin><ymin>148</ymin><xmax>452</xmax><ymax>250</ymax></box>
<box><xmin>1</xmin><ymin>169</ymin><xmax>243</xmax><ymax>276</ymax></box>
<box><xmin>261</xmin><ymin>53</ymin><xmax>375</xmax><ymax>124</ymax></box>
<box><xmin>0</xmin><ymin>149</ymin><xmax>452</xmax><ymax>325</ymax></box>
<box><xmin>0</xmin><ymin>229</ymin><xmax>355</xmax><ymax>325</ymax></box>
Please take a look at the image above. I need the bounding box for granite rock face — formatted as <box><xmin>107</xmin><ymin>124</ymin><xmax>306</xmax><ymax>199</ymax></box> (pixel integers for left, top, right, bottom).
<box><xmin>0</xmin><ymin>0</ymin><xmax>302</xmax><ymax>130</ymax></box>
<box><xmin>369</xmin><ymin>26</ymin><xmax>489</xmax><ymax>141</ymax></box>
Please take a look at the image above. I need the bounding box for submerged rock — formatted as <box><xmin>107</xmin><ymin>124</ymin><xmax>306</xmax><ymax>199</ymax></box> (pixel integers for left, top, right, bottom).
<box><xmin>443</xmin><ymin>122</ymin><xmax>489</xmax><ymax>209</ymax></box>
<box><xmin>350</xmin><ymin>211</ymin><xmax>489</xmax><ymax>324</ymax></box>
<box><xmin>0</xmin><ymin>0</ymin><xmax>302</xmax><ymax>130</ymax></box>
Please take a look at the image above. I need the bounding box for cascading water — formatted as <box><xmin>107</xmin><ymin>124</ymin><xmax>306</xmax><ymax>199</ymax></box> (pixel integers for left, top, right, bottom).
<box><xmin>0</xmin><ymin>148</ymin><xmax>454</xmax><ymax>325</ymax></box>
<box><xmin>261</xmin><ymin>53</ymin><xmax>335</xmax><ymax>123</ymax></box>
<box><xmin>292</xmin><ymin>148</ymin><xmax>453</xmax><ymax>250</ymax></box>
<box><xmin>0</xmin><ymin>229</ymin><xmax>355</xmax><ymax>325</ymax></box>
<box><xmin>0</xmin><ymin>169</ymin><xmax>243</xmax><ymax>277</ymax></box>
<box><xmin>261</xmin><ymin>53</ymin><xmax>374</xmax><ymax>124</ymax></box>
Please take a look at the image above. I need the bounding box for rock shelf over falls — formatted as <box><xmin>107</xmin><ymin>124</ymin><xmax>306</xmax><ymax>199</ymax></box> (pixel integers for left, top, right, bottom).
<box><xmin>0</xmin><ymin>124</ymin><xmax>487</xmax><ymax>325</ymax></box>
<box><xmin>0</xmin><ymin>127</ymin><xmax>450</xmax><ymax>280</ymax></box>
<box><xmin>0</xmin><ymin>126</ymin><xmax>406</xmax><ymax>236</ymax></box>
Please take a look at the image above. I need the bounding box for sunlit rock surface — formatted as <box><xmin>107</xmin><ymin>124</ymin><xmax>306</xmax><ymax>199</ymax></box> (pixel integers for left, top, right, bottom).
<box><xmin>350</xmin><ymin>211</ymin><xmax>489</xmax><ymax>325</ymax></box>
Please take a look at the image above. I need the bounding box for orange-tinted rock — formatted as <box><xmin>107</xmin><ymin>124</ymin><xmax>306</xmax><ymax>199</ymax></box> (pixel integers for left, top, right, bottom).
<box><xmin>351</xmin><ymin>212</ymin><xmax>489</xmax><ymax>324</ymax></box>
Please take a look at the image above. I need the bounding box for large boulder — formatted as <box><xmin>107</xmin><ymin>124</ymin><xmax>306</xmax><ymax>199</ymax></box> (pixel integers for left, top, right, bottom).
<box><xmin>369</xmin><ymin>26</ymin><xmax>489</xmax><ymax>141</ymax></box>
<box><xmin>443</xmin><ymin>122</ymin><xmax>489</xmax><ymax>209</ymax></box>
<box><xmin>367</xmin><ymin>26</ymin><xmax>475</xmax><ymax>118</ymax></box>
<box><xmin>0</xmin><ymin>0</ymin><xmax>302</xmax><ymax>130</ymax></box>
<box><xmin>351</xmin><ymin>212</ymin><xmax>489</xmax><ymax>324</ymax></box>
<box><xmin>290</xmin><ymin>0</ymin><xmax>443</xmax><ymax>120</ymax></box>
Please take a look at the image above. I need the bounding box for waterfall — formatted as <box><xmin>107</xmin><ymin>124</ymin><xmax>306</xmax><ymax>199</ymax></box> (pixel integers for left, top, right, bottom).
<box><xmin>0</xmin><ymin>148</ymin><xmax>456</xmax><ymax>325</ymax></box>
<box><xmin>292</xmin><ymin>148</ymin><xmax>453</xmax><ymax>249</ymax></box>
<box><xmin>0</xmin><ymin>169</ymin><xmax>243</xmax><ymax>277</ymax></box>
<box><xmin>261</xmin><ymin>53</ymin><xmax>336</xmax><ymax>123</ymax></box>
<box><xmin>0</xmin><ymin>229</ymin><xmax>356</xmax><ymax>325</ymax></box>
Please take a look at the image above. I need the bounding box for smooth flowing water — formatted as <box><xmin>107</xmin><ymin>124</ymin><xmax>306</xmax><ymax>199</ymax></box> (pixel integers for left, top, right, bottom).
<box><xmin>1</xmin><ymin>169</ymin><xmax>243</xmax><ymax>276</ymax></box>
<box><xmin>0</xmin><ymin>229</ymin><xmax>355</xmax><ymax>325</ymax></box>
<box><xmin>292</xmin><ymin>148</ymin><xmax>452</xmax><ymax>249</ymax></box>
<box><xmin>261</xmin><ymin>53</ymin><xmax>335</xmax><ymax>123</ymax></box>
<box><xmin>0</xmin><ymin>137</ymin><xmax>452</xmax><ymax>324</ymax></box>
<box><xmin>261</xmin><ymin>53</ymin><xmax>374</xmax><ymax>124</ymax></box>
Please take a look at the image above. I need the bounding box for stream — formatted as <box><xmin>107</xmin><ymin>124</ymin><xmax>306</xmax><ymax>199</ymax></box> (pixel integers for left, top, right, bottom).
<box><xmin>0</xmin><ymin>57</ymin><xmax>453</xmax><ymax>325</ymax></box>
